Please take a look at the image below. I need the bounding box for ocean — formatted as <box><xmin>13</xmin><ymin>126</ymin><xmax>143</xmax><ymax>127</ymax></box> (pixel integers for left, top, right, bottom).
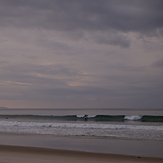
<box><xmin>0</xmin><ymin>108</ymin><xmax>163</xmax><ymax>158</ymax></box>
<box><xmin>0</xmin><ymin>108</ymin><xmax>162</xmax><ymax>140</ymax></box>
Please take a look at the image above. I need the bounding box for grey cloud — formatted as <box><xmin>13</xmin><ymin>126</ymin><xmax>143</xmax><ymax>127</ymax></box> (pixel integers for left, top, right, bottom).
<box><xmin>0</xmin><ymin>0</ymin><xmax>163</xmax><ymax>33</ymax></box>
<box><xmin>65</xmin><ymin>30</ymin><xmax>131</xmax><ymax>47</ymax></box>
<box><xmin>33</xmin><ymin>79</ymin><xmax>163</xmax><ymax>105</ymax></box>
<box><xmin>0</xmin><ymin>63</ymin><xmax>74</xmax><ymax>101</ymax></box>
<box><xmin>0</xmin><ymin>63</ymin><xmax>81</xmax><ymax>87</ymax></box>
<box><xmin>112</xmin><ymin>65</ymin><xmax>145</xmax><ymax>72</ymax></box>
<box><xmin>153</xmin><ymin>59</ymin><xmax>163</xmax><ymax>68</ymax></box>
<box><xmin>1</xmin><ymin>0</ymin><xmax>162</xmax><ymax>48</ymax></box>
<box><xmin>40</xmin><ymin>87</ymin><xmax>118</xmax><ymax>97</ymax></box>
<box><xmin>92</xmin><ymin>32</ymin><xmax>131</xmax><ymax>48</ymax></box>
<box><xmin>0</xmin><ymin>0</ymin><xmax>163</xmax><ymax>108</ymax></box>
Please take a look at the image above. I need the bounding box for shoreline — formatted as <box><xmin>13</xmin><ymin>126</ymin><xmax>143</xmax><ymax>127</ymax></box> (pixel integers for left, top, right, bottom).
<box><xmin>1</xmin><ymin>131</ymin><xmax>162</xmax><ymax>141</ymax></box>
<box><xmin>0</xmin><ymin>133</ymin><xmax>163</xmax><ymax>158</ymax></box>
<box><xmin>0</xmin><ymin>145</ymin><xmax>163</xmax><ymax>163</ymax></box>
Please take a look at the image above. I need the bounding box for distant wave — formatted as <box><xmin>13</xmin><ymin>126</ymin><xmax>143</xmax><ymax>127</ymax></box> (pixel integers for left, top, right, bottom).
<box><xmin>0</xmin><ymin>115</ymin><xmax>163</xmax><ymax>122</ymax></box>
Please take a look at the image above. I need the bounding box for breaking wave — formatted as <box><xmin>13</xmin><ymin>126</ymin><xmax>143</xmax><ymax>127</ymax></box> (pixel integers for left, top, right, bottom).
<box><xmin>0</xmin><ymin>115</ymin><xmax>162</xmax><ymax>122</ymax></box>
<box><xmin>124</xmin><ymin>115</ymin><xmax>142</xmax><ymax>121</ymax></box>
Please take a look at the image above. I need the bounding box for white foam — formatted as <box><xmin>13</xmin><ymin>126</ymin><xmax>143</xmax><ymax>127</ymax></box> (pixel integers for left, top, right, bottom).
<box><xmin>0</xmin><ymin>120</ymin><xmax>162</xmax><ymax>140</ymax></box>
<box><xmin>124</xmin><ymin>115</ymin><xmax>142</xmax><ymax>121</ymax></box>
<box><xmin>76</xmin><ymin>115</ymin><xmax>84</xmax><ymax>118</ymax></box>
<box><xmin>0</xmin><ymin>120</ymin><xmax>162</xmax><ymax>130</ymax></box>
<box><xmin>87</xmin><ymin>115</ymin><xmax>96</xmax><ymax>118</ymax></box>
<box><xmin>76</xmin><ymin>115</ymin><xmax>96</xmax><ymax>118</ymax></box>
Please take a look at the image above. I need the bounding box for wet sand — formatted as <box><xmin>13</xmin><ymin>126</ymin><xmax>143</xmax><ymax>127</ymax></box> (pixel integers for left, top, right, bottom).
<box><xmin>0</xmin><ymin>145</ymin><xmax>163</xmax><ymax>163</ymax></box>
<box><xmin>0</xmin><ymin>133</ymin><xmax>163</xmax><ymax>158</ymax></box>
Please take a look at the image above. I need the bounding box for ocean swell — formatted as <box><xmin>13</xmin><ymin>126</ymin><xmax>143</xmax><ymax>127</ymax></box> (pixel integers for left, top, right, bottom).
<box><xmin>0</xmin><ymin>114</ymin><xmax>162</xmax><ymax>122</ymax></box>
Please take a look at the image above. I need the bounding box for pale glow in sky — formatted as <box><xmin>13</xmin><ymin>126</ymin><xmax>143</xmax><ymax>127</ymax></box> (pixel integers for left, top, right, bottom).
<box><xmin>0</xmin><ymin>0</ymin><xmax>163</xmax><ymax>108</ymax></box>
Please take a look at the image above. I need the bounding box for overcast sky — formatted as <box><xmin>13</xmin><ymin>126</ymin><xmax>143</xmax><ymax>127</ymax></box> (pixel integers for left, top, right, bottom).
<box><xmin>0</xmin><ymin>0</ymin><xmax>163</xmax><ymax>108</ymax></box>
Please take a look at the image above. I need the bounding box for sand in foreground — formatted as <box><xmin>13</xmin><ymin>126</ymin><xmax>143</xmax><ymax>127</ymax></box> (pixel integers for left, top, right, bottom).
<box><xmin>0</xmin><ymin>145</ymin><xmax>162</xmax><ymax>163</ymax></box>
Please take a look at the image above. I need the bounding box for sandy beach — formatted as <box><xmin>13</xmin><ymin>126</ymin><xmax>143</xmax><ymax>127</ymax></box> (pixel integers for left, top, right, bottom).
<box><xmin>0</xmin><ymin>145</ymin><xmax>163</xmax><ymax>163</ymax></box>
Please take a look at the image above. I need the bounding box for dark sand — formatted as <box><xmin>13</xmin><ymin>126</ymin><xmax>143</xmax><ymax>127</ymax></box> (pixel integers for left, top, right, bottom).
<box><xmin>0</xmin><ymin>133</ymin><xmax>163</xmax><ymax>163</ymax></box>
<box><xmin>0</xmin><ymin>145</ymin><xmax>163</xmax><ymax>163</ymax></box>
<box><xmin>0</xmin><ymin>133</ymin><xmax>163</xmax><ymax>158</ymax></box>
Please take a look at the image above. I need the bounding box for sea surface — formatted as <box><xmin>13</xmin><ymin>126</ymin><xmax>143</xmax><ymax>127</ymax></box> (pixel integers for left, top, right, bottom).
<box><xmin>0</xmin><ymin>108</ymin><xmax>162</xmax><ymax>141</ymax></box>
